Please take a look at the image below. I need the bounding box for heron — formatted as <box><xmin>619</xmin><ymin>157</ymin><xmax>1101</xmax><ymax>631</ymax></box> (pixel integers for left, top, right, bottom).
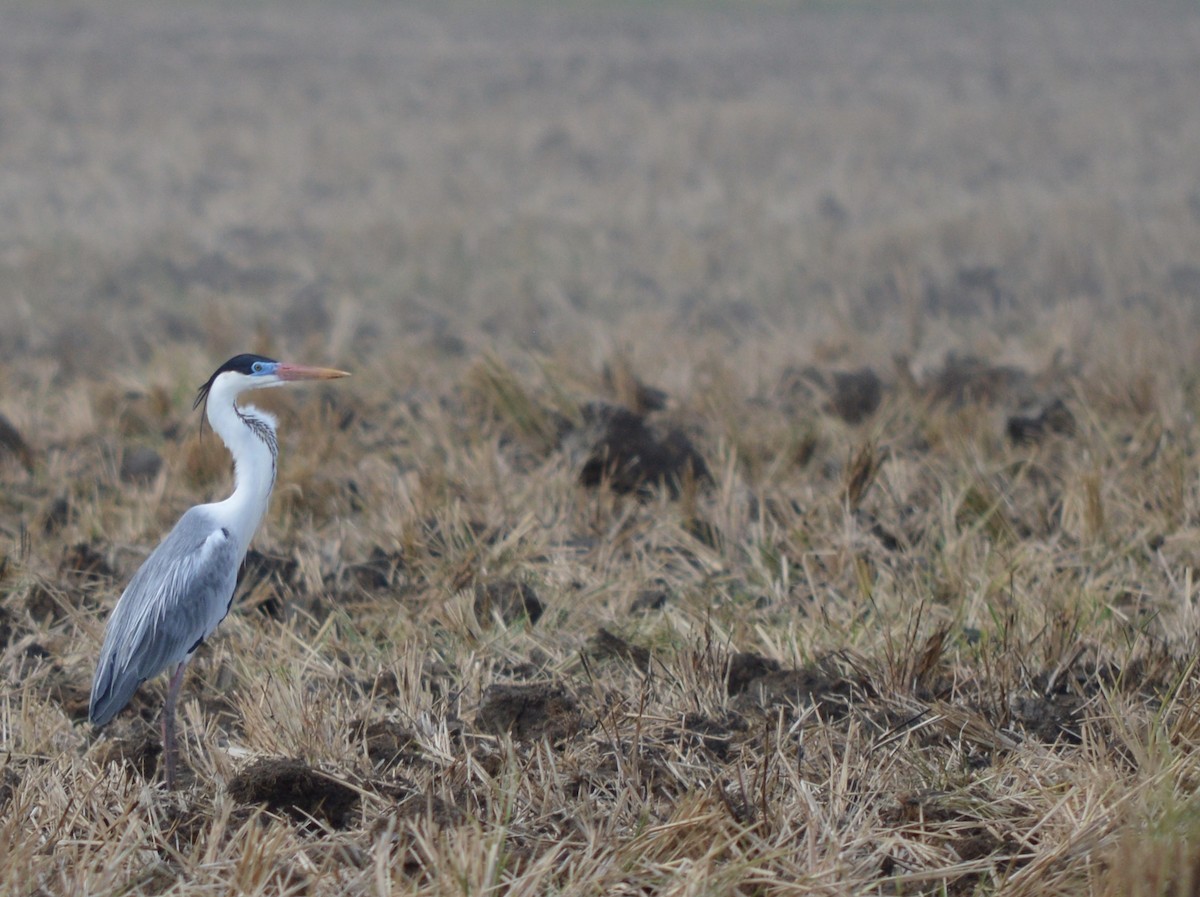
<box><xmin>89</xmin><ymin>353</ymin><xmax>349</xmax><ymax>789</ymax></box>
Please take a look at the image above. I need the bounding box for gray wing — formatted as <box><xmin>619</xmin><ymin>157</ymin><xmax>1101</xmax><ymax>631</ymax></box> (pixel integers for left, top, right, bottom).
<box><xmin>89</xmin><ymin>507</ymin><xmax>242</xmax><ymax>727</ymax></box>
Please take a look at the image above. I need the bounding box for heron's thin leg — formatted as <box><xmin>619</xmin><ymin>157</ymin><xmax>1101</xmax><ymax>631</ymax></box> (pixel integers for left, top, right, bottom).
<box><xmin>162</xmin><ymin>661</ymin><xmax>188</xmax><ymax>790</ymax></box>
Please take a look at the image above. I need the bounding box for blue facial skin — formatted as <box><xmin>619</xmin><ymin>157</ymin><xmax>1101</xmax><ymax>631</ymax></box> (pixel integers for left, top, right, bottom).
<box><xmin>194</xmin><ymin>354</ymin><xmax>283</xmax><ymax>415</ymax></box>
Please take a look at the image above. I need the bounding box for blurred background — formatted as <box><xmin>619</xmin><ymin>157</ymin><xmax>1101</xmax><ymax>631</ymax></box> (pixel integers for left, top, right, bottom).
<box><xmin>1</xmin><ymin>0</ymin><xmax>1199</xmax><ymax>392</ymax></box>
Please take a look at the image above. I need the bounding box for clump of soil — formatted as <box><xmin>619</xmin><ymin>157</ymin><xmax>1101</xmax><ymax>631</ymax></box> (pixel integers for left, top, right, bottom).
<box><xmin>119</xmin><ymin>446</ymin><xmax>163</xmax><ymax>483</ymax></box>
<box><xmin>59</xmin><ymin>542</ymin><xmax>115</xmax><ymax>581</ymax></box>
<box><xmin>922</xmin><ymin>354</ymin><xmax>1034</xmax><ymax>407</ymax></box>
<box><xmin>0</xmin><ymin>605</ymin><xmax>16</xmax><ymax>646</ymax></box>
<box><xmin>829</xmin><ymin>368</ymin><xmax>884</xmax><ymax>424</ymax></box>
<box><xmin>675</xmin><ymin>711</ymin><xmax>749</xmax><ymax>760</ymax></box>
<box><xmin>474</xmin><ymin>579</ymin><xmax>544</xmax><ymax>626</ymax></box>
<box><xmin>346</xmin><ymin>546</ymin><xmax>406</xmax><ymax>592</ymax></box>
<box><xmin>0</xmin><ymin>766</ymin><xmax>20</xmax><ymax>813</ymax></box>
<box><xmin>777</xmin><ymin>365</ymin><xmax>883</xmax><ymax>424</ymax></box>
<box><xmin>41</xmin><ymin>667</ymin><xmax>92</xmax><ymax>720</ymax></box>
<box><xmin>94</xmin><ymin>725</ymin><xmax>162</xmax><ymax>780</ymax></box>
<box><xmin>228</xmin><ymin>758</ymin><xmax>360</xmax><ymax>829</ymax></box>
<box><xmin>1007</xmin><ymin>398</ymin><xmax>1076</xmax><ymax>444</ymax></box>
<box><xmin>726</xmin><ymin>652</ymin><xmax>859</xmax><ymax>718</ymax></box>
<box><xmin>41</xmin><ymin>496</ymin><xmax>72</xmax><ymax>534</ymax></box>
<box><xmin>578</xmin><ymin>404</ymin><xmax>709</xmax><ymax>497</ymax></box>
<box><xmin>239</xmin><ymin>549</ymin><xmax>300</xmax><ymax>590</ymax></box>
<box><xmin>350</xmin><ymin>719</ymin><xmax>420</xmax><ymax>770</ymax></box>
<box><xmin>237</xmin><ymin>549</ymin><xmax>300</xmax><ymax>617</ymax></box>
<box><xmin>0</xmin><ymin>412</ymin><xmax>34</xmax><ymax>471</ymax></box>
<box><xmin>879</xmin><ymin>789</ymin><xmax>1022</xmax><ymax>888</ymax></box>
<box><xmin>475</xmin><ymin>682</ymin><xmax>588</xmax><ymax>743</ymax></box>
<box><xmin>629</xmin><ymin>589</ymin><xmax>670</xmax><ymax>614</ymax></box>
<box><xmin>1010</xmin><ymin>692</ymin><xmax>1085</xmax><ymax>744</ymax></box>
<box><xmin>726</xmin><ymin>652</ymin><xmax>783</xmax><ymax>695</ymax></box>
<box><xmin>587</xmin><ymin>627</ymin><xmax>651</xmax><ymax>672</ymax></box>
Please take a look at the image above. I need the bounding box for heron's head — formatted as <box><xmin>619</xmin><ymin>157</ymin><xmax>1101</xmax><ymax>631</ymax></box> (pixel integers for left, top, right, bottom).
<box><xmin>193</xmin><ymin>353</ymin><xmax>350</xmax><ymax>421</ymax></box>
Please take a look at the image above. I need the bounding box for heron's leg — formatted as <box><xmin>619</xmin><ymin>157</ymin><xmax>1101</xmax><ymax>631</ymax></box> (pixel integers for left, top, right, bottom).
<box><xmin>162</xmin><ymin>661</ymin><xmax>188</xmax><ymax>790</ymax></box>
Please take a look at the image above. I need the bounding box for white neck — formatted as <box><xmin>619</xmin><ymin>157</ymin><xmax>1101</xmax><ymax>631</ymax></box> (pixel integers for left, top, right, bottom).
<box><xmin>204</xmin><ymin>379</ymin><xmax>279</xmax><ymax>555</ymax></box>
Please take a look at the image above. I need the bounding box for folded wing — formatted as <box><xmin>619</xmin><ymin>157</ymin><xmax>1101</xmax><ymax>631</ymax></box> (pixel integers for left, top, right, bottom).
<box><xmin>89</xmin><ymin>507</ymin><xmax>241</xmax><ymax>727</ymax></box>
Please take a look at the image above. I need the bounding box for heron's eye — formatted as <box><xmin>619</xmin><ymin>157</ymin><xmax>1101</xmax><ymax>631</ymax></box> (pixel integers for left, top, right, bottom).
<box><xmin>251</xmin><ymin>362</ymin><xmax>266</xmax><ymax>374</ymax></box>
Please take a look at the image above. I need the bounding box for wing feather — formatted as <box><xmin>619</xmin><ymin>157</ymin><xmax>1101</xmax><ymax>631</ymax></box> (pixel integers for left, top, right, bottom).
<box><xmin>89</xmin><ymin>507</ymin><xmax>241</xmax><ymax>727</ymax></box>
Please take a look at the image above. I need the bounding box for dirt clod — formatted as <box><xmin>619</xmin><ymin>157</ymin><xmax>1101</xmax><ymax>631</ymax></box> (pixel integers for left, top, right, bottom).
<box><xmin>924</xmin><ymin>354</ymin><xmax>1034</xmax><ymax>407</ymax></box>
<box><xmin>59</xmin><ymin>542</ymin><xmax>114</xmax><ymax>581</ymax></box>
<box><xmin>678</xmin><ymin>711</ymin><xmax>749</xmax><ymax>760</ymax></box>
<box><xmin>351</xmin><ymin>719</ymin><xmax>420</xmax><ymax>770</ymax></box>
<box><xmin>45</xmin><ymin>673</ymin><xmax>93</xmax><ymax>721</ymax></box>
<box><xmin>475</xmin><ymin>682</ymin><xmax>587</xmax><ymax>743</ymax></box>
<box><xmin>228</xmin><ymin>758</ymin><xmax>360</xmax><ymax>829</ymax></box>
<box><xmin>829</xmin><ymin>368</ymin><xmax>883</xmax><ymax>424</ymax></box>
<box><xmin>727</xmin><ymin>653</ymin><xmax>859</xmax><ymax>718</ymax></box>
<box><xmin>474</xmin><ymin>579</ymin><xmax>544</xmax><ymax>626</ymax></box>
<box><xmin>578</xmin><ymin>404</ymin><xmax>709</xmax><ymax>497</ymax></box>
<box><xmin>1007</xmin><ymin>397</ymin><xmax>1076</xmax><ymax>444</ymax></box>
<box><xmin>240</xmin><ymin>549</ymin><xmax>299</xmax><ymax>589</ymax></box>
<box><xmin>0</xmin><ymin>766</ymin><xmax>19</xmax><ymax>813</ymax></box>
<box><xmin>1010</xmin><ymin>693</ymin><xmax>1084</xmax><ymax>743</ymax></box>
<box><xmin>0</xmin><ymin>606</ymin><xmax>15</xmax><ymax>646</ymax></box>
<box><xmin>734</xmin><ymin>667</ymin><xmax>857</xmax><ymax>716</ymax></box>
<box><xmin>629</xmin><ymin>589</ymin><xmax>670</xmax><ymax>614</ymax></box>
<box><xmin>25</xmin><ymin>582</ymin><xmax>71</xmax><ymax>625</ymax></box>
<box><xmin>42</xmin><ymin>497</ymin><xmax>72</xmax><ymax>534</ymax></box>
<box><xmin>347</xmin><ymin>546</ymin><xmax>406</xmax><ymax>592</ymax></box>
<box><xmin>0</xmin><ymin>413</ymin><xmax>33</xmax><ymax>472</ymax></box>
<box><xmin>95</xmin><ymin>727</ymin><xmax>162</xmax><ymax>780</ymax></box>
<box><xmin>237</xmin><ymin>549</ymin><xmax>299</xmax><ymax>617</ymax></box>
<box><xmin>726</xmin><ymin>652</ymin><xmax>783</xmax><ymax>696</ymax></box>
<box><xmin>119</xmin><ymin>446</ymin><xmax>163</xmax><ymax>483</ymax></box>
<box><xmin>587</xmin><ymin>627</ymin><xmax>651</xmax><ymax>672</ymax></box>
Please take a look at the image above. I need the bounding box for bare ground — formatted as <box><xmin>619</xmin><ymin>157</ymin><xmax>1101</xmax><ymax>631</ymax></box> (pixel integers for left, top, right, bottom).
<box><xmin>4</xmin><ymin>1</ymin><xmax>1200</xmax><ymax>894</ymax></box>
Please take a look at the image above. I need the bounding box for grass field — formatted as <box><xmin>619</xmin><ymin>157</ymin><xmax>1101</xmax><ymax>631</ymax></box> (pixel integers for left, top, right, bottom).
<box><xmin>4</xmin><ymin>0</ymin><xmax>1200</xmax><ymax>894</ymax></box>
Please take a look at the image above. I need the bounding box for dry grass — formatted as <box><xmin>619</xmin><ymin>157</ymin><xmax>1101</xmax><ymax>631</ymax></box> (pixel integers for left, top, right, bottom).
<box><xmin>5</xmin><ymin>0</ymin><xmax>1200</xmax><ymax>894</ymax></box>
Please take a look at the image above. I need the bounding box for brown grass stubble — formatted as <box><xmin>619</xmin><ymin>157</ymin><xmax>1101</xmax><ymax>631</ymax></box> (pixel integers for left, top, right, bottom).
<box><xmin>0</xmin><ymin>333</ymin><xmax>1199</xmax><ymax>895</ymax></box>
